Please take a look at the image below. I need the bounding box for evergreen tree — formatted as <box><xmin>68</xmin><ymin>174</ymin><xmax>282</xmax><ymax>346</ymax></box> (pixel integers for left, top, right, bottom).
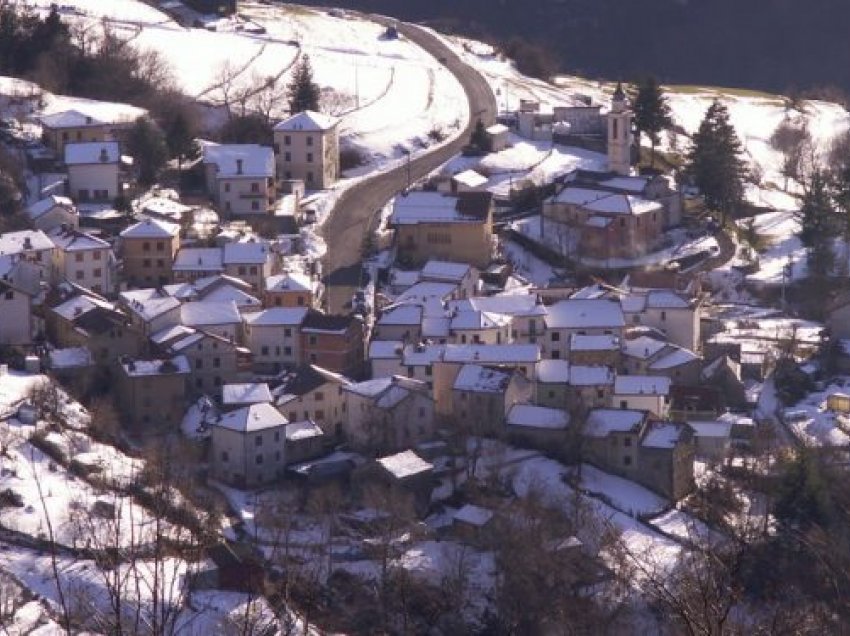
<box><xmin>469</xmin><ymin>119</ymin><xmax>489</xmax><ymax>152</ymax></box>
<box><xmin>164</xmin><ymin>109</ymin><xmax>197</xmax><ymax>171</ymax></box>
<box><xmin>686</xmin><ymin>100</ymin><xmax>748</xmax><ymax>225</ymax></box>
<box><xmin>287</xmin><ymin>55</ymin><xmax>320</xmax><ymax>114</ymax></box>
<box><xmin>127</xmin><ymin>117</ymin><xmax>168</xmax><ymax>187</ymax></box>
<box><xmin>631</xmin><ymin>75</ymin><xmax>673</xmax><ymax>167</ymax></box>
<box><xmin>797</xmin><ymin>169</ymin><xmax>836</xmax><ymax>279</ymax></box>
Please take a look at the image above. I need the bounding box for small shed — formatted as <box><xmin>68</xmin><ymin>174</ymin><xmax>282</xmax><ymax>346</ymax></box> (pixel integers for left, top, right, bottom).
<box><xmin>827</xmin><ymin>392</ymin><xmax>850</xmax><ymax>414</ymax></box>
<box><xmin>485</xmin><ymin>123</ymin><xmax>510</xmax><ymax>152</ymax></box>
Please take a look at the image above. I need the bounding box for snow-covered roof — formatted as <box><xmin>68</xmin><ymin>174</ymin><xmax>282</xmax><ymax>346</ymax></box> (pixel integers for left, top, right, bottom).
<box><xmin>215</xmin><ymin>402</ymin><xmax>287</xmax><ymax>433</ymax></box>
<box><xmin>26</xmin><ymin>195</ymin><xmax>74</xmax><ymax>221</ymax></box>
<box><xmin>120</xmin><ymin>355</ymin><xmax>190</xmax><ymax>377</ymax></box>
<box><xmin>622</xmin><ymin>336</ymin><xmax>667</xmax><ymax>360</ymax></box>
<box><xmin>450</xmin><ymin>309</ymin><xmax>509</xmax><ymax>331</ymax></box>
<box><xmin>203</xmin><ymin>284</ymin><xmax>261</xmax><ymax>308</ymax></box>
<box><xmin>453</xmin><ymin>504</ymin><xmax>494</xmax><ymax>526</ymax></box>
<box><xmin>344</xmin><ymin>377</ymin><xmax>394</xmax><ymax>398</ymax></box>
<box><xmin>442</xmin><ymin>344</ymin><xmax>540</xmax><ymax>364</ymax></box>
<box><xmin>421</xmin><ymin>260</ymin><xmax>471</xmax><ymax>282</ymax></box>
<box><xmin>223</xmin><ymin>240</ymin><xmax>270</xmax><ymax>264</ymax></box>
<box><xmin>265</xmin><ymin>272</ymin><xmax>314</xmax><ymax>293</ymax></box>
<box><xmin>396</xmin><ymin>281</ymin><xmax>458</xmax><ymax>304</ymax></box>
<box><xmin>642</xmin><ymin>423</ymin><xmax>685</xmax><ymax>449</ymax></box>
<box><xmin>369</xmin><ymin>340</ymin><xmax>403</xmax><ymax>359</ymax></box>
<box><xmin>64</xmin><ymin>141</ymin><xmax>120</xmax><ymax>165</ymax></box>
<box><xmin>403</xmin><ymin>343</ymin><xmax>445</xmax><ymax>366</ymax></box>
<box><xmin>120</xmin><ymin>218</ymin><xmax>179</xmax><ymax>239</ymax></box>
<box><xmin>274</xmin><ymin>110</ymin><xmax>339</xmax><ymax>132</ymax></box>
<box><xmin>422</xmin><ymin>316</ymin><xmax>451</xmax><ymax>338</ymax></box>
<box><xmin>545</xmin><ymin>298</ymin><xmax>624</xmax><ymax>330</ymax></box>
<box><xmin>285</xmin><ymin>419</ymin><xmax>324</xmax><ymax>441</ymax></box>
<box><xmin>598</xmin><ymin>176</ymin><xmax>650</xmax><ymax>193</ymax></box>
<box><xmin>463</xmin><ymin>294</ymin><xmax>547</xmax><ymax>318</ymax></box>
<box><xmin>378</xmin><ymin>303</ymin><xmax>423</xmax><ymax>326</ymax></box>
<box><xmin>390</xmin><ymin>191</ymin><xmax>491</xmax><ymax>225</ymax></box>
<box><xmin>390</xmin><ymin>268</ymin><xmax>421</xmax><ymax>288</ymax></box>
<box><xmin>142</xmin><ymin>197</ymin><xmax>192</xmax><ymax>220</ymax></box>
<box><xmin>506</xmin><ymin>404</ymin><xmax>570</xmax><ymax>430</ymax></box>
<box><xmin>222</xmin><ymin>383</ymin><xmax>272</xmax><ymax>406</ymax></box>
<box><xmin>0</xmin><ymin>229</ymin><xmax>54</xmax><ymax>255</ymax></box>
<box><xmin>537</xmin><ymin>359</ymin><xmax>571</xmax><ymax>383</ymax></box>
<box><xmin>181</xmin><ymin>301</ymin><xmax>240</xmax><ymax>327</ymax></box>
<box><xmin>614</xmin><ymin>375</ymin><xmax>671</xmax><ymax>396</ymax></box>
<box><xmin>646</xmin><ymin>290</ymin><xmax>691</xmax><ymax>309</ymax></box>
<box><xmin>49</xmin><ymin>347</ymin><xmax>93</xmax><ymax>369</ymax></box>
<box><xmin>203</xmin><ymin>144</ymin><xmax>274</xmax><ymax>178</ymax></box>
<box><xmin>550</xmin><ymin>187</ymin><xmax>610</xmax><ymax>206</ymax></box>
<box><xmin>39</xmin><ymin>109</ymin><xmax>104</xmax><ymax>129</ymax></box>
<box><xmin>47</xmin><ymin>227</ymin><xmax>109</xmax><ymax>252</ymax></box>
<box><xmin>570</xmin><ymin>334</ymin><xmax>619</xmax><ymax>351</ymax></box>
<box><xmin>120</xmin><ymin>288</ymin><xmax>181</xmax><ymax>321</ymax></box>
<box><xmin>620</xmin><ymin>294</ymin><xmax>646</xmax><ymax>313</ymax></box>
<box><xmin>172</xmin><ymin>247</ymin><xmax>224</xmax><ymax>271</ymax></box>
<box><xmin>569</xmin><ymin>365</ymin><xmax>614</xmax><ymax>386</ymax></box>
<box><xmin>452</xmin><ymin>169</ymin><xmax>488</xmax><ymax>188</ymax></box>
<box><xmin>585</xmin><ymin>408</ymin><xmax>646</xmax><ymax>437</ymax></box>
<box><xmin>377</xmin><ymin>450</ymin><xmax>433</xmax><ymax>480</ymax></box>
<box><xmin>453</xmin><ymin>364</ymin><xmax>513</xmax><ymax>393</ymax></box>
<box><xmin>583</xmin><ymin>194</ymin><xmax>662</xmax><ymax>217</ymax></box>
<box><xmin>648</xmin><ymin>347</ymin><xmax>699</xmax><ymax>370</ymax></box>
<box><xmin>150</xmin><ymin>324</ymin><xmax>195</xmax><ymax>345</ymax></box>
<box><xmin>688</xmin><ymin>420</ymin><xmax>733</xmax><ymax>438</ymax></box>
<box><xmin>486</xmin><ymin>123</ymin><xmax>510</xmax><ymax>135</ymax></box>
<box><xmin>244</xmin><ymin>307</ymin><xmax>309</xmax><ymax>326</ymax></box>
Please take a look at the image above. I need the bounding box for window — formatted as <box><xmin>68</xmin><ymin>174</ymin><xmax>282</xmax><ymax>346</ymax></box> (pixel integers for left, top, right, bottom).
<box><xmin>309</xmin><ymin>353</ymin><xmax>317</xmax><ymax>363</ymax></box>
<box><xmin>425</xmin><ymin>367</ymin><xmax>432</xmax><ymax>377</ymax></box>
<box><xmin>255</xmin><ymin>435</ymin><xmax>263</xmax><ymax>446</ymax></box>
<box><xmin>307</xmin><ymin>152</ymin><xmax>313</xmax><ymax>163</ymax></box>
<box><xmin>620</xmin><ymin>400</ymin><xmax>628</xmax><ymax>409</ymax></box>
<box><xmin>624</xmin><ymin>456</ymin><xmax>632</xmax><ymax>466</ymax></box>
<box><xmin>156</xmin><ymin>242</ymin><xmax>165</xmax><ymax>252</ymax></box>
<box><xmin>624</xmin><ymin>437</ymin><xmax>632</xmax><ymax>447</ymax></box>
<box><xmin>597</xmin><ymin>389</ymin><xmax>604</xmax><ymax>399</ymax></box>
<box><xmin>315</xmin><ymin>391</ymin><xmax>324</xmax><ymax>401</ymax></box>
<box><xmin>195</xmin><ymin>359</ymin><xmax>203</xmax><ymax>370</ymax></box>
<box><xmin>620</xmin><ymin>218</ymin><xmax>625</xmax><ymax>228</ymax></box>
<box><xmin>3</xmin><ymin>290</ymin><xmax>12</xmax><ymax>300</ymax></box>
<box><xmin>284</xmin><ymin>346</ymin><xmax>292</xmax><ymax>356</ymax></box>
<box><xmin>273</xmin><ymin>143</ymin><xmax>280</xmax><ymax>153</ymax></box>
<box><xmin>660</xmin><ymin>311</ymin><xmax>667</xmax><ymax>321</ymax></box>
<box><xmin>274</xmin><ymin>431</ymin><xmax>280</xmax><ymax>442</ymax></box>
<box><xmin>238</xmin><ymin>266</ymin><xmax>246</xmax><ymax>275</ymax></box>
<box><xmin>75</xmin><ymin>270</ymin><xmax>84</xmax><ymax>280</ymax></box>
<box><xmin>261</xmin><ymin>346</ymin><xmax>269</xmax><ymax>355</ymax></box>
<box><xmin>143</xmin><ymin>242</ymin><xmax>151</xmax><ymax>252</ymax></box>
<box><xmin>224</xmin><ymin>183</ymin><xmax>231</xmax><ymax>193</ymax></box>
<box><xmin>251</xmin><ymin>182</ymin><xmax>259</xmax><ymax>193</ymax></box>
<box><xmin>256</xmin><ymin>454</ymin><xmax>263</xmax><ymax>465</ymax></box>
<box><xmin>143</xmin><ymin>258</ymin><xmax>151</xmax><ymax>267</ymax></box>
<box><xmin>250</xmin><ymin>266</ymin><xmax>257</xmax><ymax>275</ymax></box>
<box><xmin>156</xmin><ymin>259</ymin><xmax>164</xmax><ymax>268</ymax></box>
<box><xmin>612</xmin><ymin>119</ymin><xmax>618</xmax><ymax>139</ymax></box>
<box><xmin>306</xmin><ymin>135</ymin><xmax>313</xmax><ymax>146</ymax></box>
<box><xmin>284</xmin><ymin>328</ymin><xmax>292</xmax><ymax>337</ymax></box>
<box><xmin>289</xmin><ymin>412</ymin><xmax>296</xmax><ymax>421</ymax></box>
<box><xmin>551</xmin><ymin>350</ymin><xmax>560</xmax><ymax>359</ymax></box>
<box><xmin>306</xmin><ymin>171</ymin><xmax>314</xmax><ymax>183</ymax></box>
<box><xmin>551</xmin><ymin>332</ymin><xmax>560</xmax><ymax>342</ymax></box>
<box><xmin>284</xmin><ymin>135</ymin><xmax>291</xmax><ymax>145</ymax></box>
<box><xmin>251</xmin><ymin>201</ymin><xmax>259</xmax><ymax>211</ymax></box>
<box><xmin>75</xmin><ymin>253</ymin><xmax>84</xmax><ymax>263</ymax></box>
<box><xmin>221</xmin><ymin>451</ymin><xmax>229</xmax><ymax>462</ymax></box>
<box><xmin>297</xmin><ymin>296</ymin><xmax>304</xmax><ymax>306</ymax></box>
<box><xmin>93</xmin><ymin>268</ymin><xmax>102</xmax><ymax>278</ymax></box>
<box><xmin>284</xmin><ymin>151</ymin><xmax>291</xmax><ymax>162</ymax></box>
<box><xmin>315</xmin><ymin>409</ymin><xmax>324</xmax><ymax>419</ymax></box>
<box><xmin>548</xmin><ymin>390</ymin><xmax>555</xmax><ymax>399</ymax></box>
<box><xmin>275</xmin><ymin>450</ymin><xmax>281</xmax><ymax>461</ymax></box>
<box><xmin>213</xmin><ymin>357</ymin><xmax>221</xmax><ymax>368</ymax></box>
<box><xmin>407</xmin><ymin>366</ymin><xmax>415</xmax><ymax>376</ymax></box>
<box><xmin>275</xmin><ymin>298</ymin><xmax>282</xmax><ymax>306</ymax></box>
<box><xmin>309</xmin><ymin>335</ymin><xmax>317</xmax><ymax>345</ymax></box>
<box><xmin>418</xmin><ymin>407</ymin><xmax>425</xmax><ymax>418</ymax></box>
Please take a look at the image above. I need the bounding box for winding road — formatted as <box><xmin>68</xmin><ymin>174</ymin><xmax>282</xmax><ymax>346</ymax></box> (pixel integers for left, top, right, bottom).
<box><xmin>321</xmin><ymin>19</ymin><xmax>497</xmax><ymax>275</ymax></box>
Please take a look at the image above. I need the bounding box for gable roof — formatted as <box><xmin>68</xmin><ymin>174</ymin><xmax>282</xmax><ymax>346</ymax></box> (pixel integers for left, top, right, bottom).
<box><xmin>222</xmin><ymin>383</ymin><xmax>273</xmax><ymax>406</ymax></box>
<box><xmin>27</xmin><ymin>195</ymin><xmax>75</xmax><ymax>221</ymax></box>
<box><xmin>390</xmin><ymin>191</ymin><xmax>492</xmax><ymax>225</ymax></box>
<box><xmin>453</xmin><ymin>364</ymin><xmax>514</xmax><ymax>393</ymax></box>
<box><xmin>545</xmin><ymin>298</ymin><xmax>624</xmax><ymax>330</ymax></box>
<box><xmin>585</xmin><ymin>408</ymin><xmax>647</xmax><ymax>437</ymax></box>
<box><xmin>0</xmin><ymin>229</ymin><xmax>54</xmax><ymax>255</ymax></box>
<box><xmin>181</xmin><ymin>301</ymin><xmax>241</xmax><ymax>327</ymax></box>
<box><xmin>223</xmin><ymin>240</ymin><xmax>270</xmax><ymax>265</ymax></box>
<box><xmin>47</xmin><ymin>227</ymin><xmax>110</xmax><ymax>252</ymax></box>
<box><xmin>39</xmin><ymin>109</ymin><xmax>104</xmax><ymax>129</ymax></box>
<box><xmin>377</xmin><ymin>450</ymin><xmax>433</xmax><ymax>480</ymax></box>
<box><xmin>613</xmin><ymin>375</ymin><xmax>671</xmax><ymax>396</ymax></box>
<box><xmin>120</xmin><ymin>218</ymin><xmax>179</xmax><ymax>239</ymax></box>
<box><xmin>215</xmin><ymin>402</ymin><xmax>288</xmax><ymax>433</ymax></box>
<box><xmin>173</xmin><ymin>247</ymin><xmax>224</xmax><ymax>272</ymax></box>
<box><xmin>506</xmin><ymin>404</ymin><xmax>570</xmax><ymax>430</ymax></box>
<box><xmin>203</xmin><ymin>144</ymin><xmax>274</xmax><ymax>178</ymax></box>
<box><xmin>244</xmin><ymin>306</ymin><xmax>309</xmax><ymax>326</ymax></box>
<box><xmin>64</xmin><ymin>142</ymin><xmax>121</xmax><ymax>165</ymax></box>
<box><xmin>274</xmin><ymin>110</ymin><xmax>339</xmax><ymax>132</ymax></box>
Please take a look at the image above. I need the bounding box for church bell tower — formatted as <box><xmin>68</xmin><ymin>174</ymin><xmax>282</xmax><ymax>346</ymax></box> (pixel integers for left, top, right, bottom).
<box><xmin>607</xmin><ymin>82</ymin><xmax>634</xmax><ymax>176</ymax></box>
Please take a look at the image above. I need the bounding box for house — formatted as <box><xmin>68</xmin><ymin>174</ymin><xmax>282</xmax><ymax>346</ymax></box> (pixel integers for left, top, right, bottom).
<box><xmin>451</xmin><ymin>169</ymin><xmax>488</xmax><ymax>194</ymax></box>
<box><xmin>284</xmin><ymin>420</ymin><xmax>326</xmax><ymax>465</ymax></box>
<box><xmin>0</xmin><ymin>275</ymin><xmax>33</xmax><ymax>346</ymax></box>
<box><xmin>47</xmin><ymin>226</ymin><xmax>114</xmax><ymax>294</ymax></box>
<box><xmin>164</xmin><ymin>274</ymin><xmax>262</xmax><ymax>313</ymax></box>
<box><xmin>450</xmin><ymin>364</ymin><xmax>533</xmax><ymax>433</ymax></box>
<box><xmin>222</xmin><ymin>383</ymin><xmax>272</xmax><ymax>411</ymax></box>
<box><xmin>210</xmin><ymin>403</ymin><xmax>288</xmax><ymax>488</ymax></box>
<box><xmin>449</xmin><ymin>307</ymin><xmax>512</xmax><ymax>346</ymax></box>
<box><xmin>242</xmin><ymin>307</ymin><xmax>308</xmax><ymax>373</ymax></box>
<box><xmin>116</xmin><ymin>356</ymin><xmax>190</xmax><ymax>431</ymax></box>
<box><xmin>583</xmin><ymin>408</ymin><xmax>649</xmax><ymax>478</ymax></box>
<box><xmin>157</xmin><ymin>327</ymin><xmax>250</xmax><ymax>397</ymax></box>
<box><xmin>119</xmin><ymin>218</ymin><xmax>181</xmax><ymax>287</ymax></box>
<box><xmin>172</xmin><ymin>247</ymin><xmax>224</xmax><ymax>283</ymax></box>
<box><xmin>505</xmin><ymin>403</ymin><xmax>570</xmax><ymax>452</ymax></box>
<box><xmin>46</xmin><ymin>290</ymin><xmax>140</xmax><ymax>363</ymax></box>
<box><xmin>300</xmin><ymin>310</ymin><xmax>365</xmax><ymax>377</ymax></box>
<box><xmin>420</xmin><ymin>260</ymin><xmax>479</xmax><ymax>299</ymax></box>
<box><xmin>687</xmin><ymin>420</ymin><xmax>733</xmax><ymax>460</ymax></box>
<box><xmin>264</xmin><ymin>271</ymin><xmax>321</xmax><ymax>308</ymax></box>
<box><xmin>369</xmin><ymin>340</ymin><xmax>405</xmax><ymax>379</ymax></box>
<box><xmin>566</xmin><ymin>365</ymin><xmax>615</xmax><ymax>411</ymax></box>
<box><xmin>639</xmin><ymin>422</ymin><xmax>695</xmax><ymax>500</ymax></box>
<box><xmin>545</xmin><ymin>298</ymin><xmax>625</xmax><ymax>360</ymax></box>
<box><xmin>485</xmin><ymin>123</ymin><xmax>510</xmax><ymax>152</ymax></box>
<box><xmin>568</xmin><ymin>333</ymin><xmax>621</xmax><ymax>366</ymax></box>
<box><xmin>322</xmin><ymin>263</ymin><xmax>368</xmax><ymax>315</ymax></box>
<box><xmin>65</xmin><ymin>142</ymin><xmax>122</xmax><ymax>203</ymax></box>
<box><xmin>612</xmin><ymin>375</ymin><xmax>671</xmax><ymax>417</ymax></box>
<box><xmin>0</xmin><ymin>229</ymin><xmax>55</xmax><ymax>278</ymax></box>
<box><xmin>535</xmin><ymin>359</ymin><xmax>572</xmax><ymax>409</ymax></box>
<box><xmin>390</xmin><ymin>191</ymin><xmax>494</xmax><ymax>269</ymax></box>
<box><xmin>274</xmin><ymin>111</ymin><xmax>340</xmax><ymax>189</ymax></box>
<box><xmin>120</xmin><ymin>288</ymin><xmax>182</xmax><ymax>338</ymax></box>
<box><xmin>222</xmin><ymin>240</ymin><xmax>274</xmax><ymax>291</ymax></box>
<box><xmin>202</xmin><ymin>144</ymin><xmax>276</xmax><ymax>217</ymax></box>
<box><xmin>342</xmin><ymin>376</ymin><xmax>435</xmax><ymax>454</ymax></box>
<box><xmin>274</xmin><ymin>364</ymin><xmax>351</xmax><ymax>438</ymax></box>
<box><xmin>39</xmin><ymin>109</ymin><xmax>110</xmax><ymax>155</ymax></box>
<box><xmin>620</xmin><ymin>290</ymin><xmax>701</xmax><ymax>352</ymax></box>
<box><xmin>26</xmin><ymin>196</ymin><xmax>78</xmax><ymax>232</ymax></box>
<box><xmin>373</xmin><ymin>304</ymin><xmax>424</xmax><ymax>343</ymax></box>
<box><xmin>361</xmin><ymin>450</ymin><xmax>434</xmax><ymax>517</ymax></box>
<box><xmin>181</xmin><ymin>300</ymin><xmax>242</xmax><ymax>341</ymax></box>
<box><xmin>457</xmin><ymin>294</ymin><xmax>548</xmax><ymax>345</ymax></box>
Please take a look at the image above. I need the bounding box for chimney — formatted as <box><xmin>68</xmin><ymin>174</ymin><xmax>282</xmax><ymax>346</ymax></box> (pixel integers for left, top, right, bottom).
<box><xmin>236</xmin><ymin>158</ymin><xmax>243</xmax><ymax>175</ymax></box>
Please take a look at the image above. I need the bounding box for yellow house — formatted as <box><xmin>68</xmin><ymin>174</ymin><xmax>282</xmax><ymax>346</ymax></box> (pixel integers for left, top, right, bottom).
<box><xmin>390</xmin><ymin>191</ymin><xmax>494</xmax><ymax>269</ymax></box>
<box><xmin>273</xmin><ymin>111</ymin><xmax>339</xmax><ymax>189</ymax></box>
<box><xmin>40</xmin><ymin>110</ymin><xmax>111</xmax><ymax>156</ymax></box>
<box><xmin>119</xmin><ymin>218</ymin><xmax>180</xmax><ymax>287</ymax></box>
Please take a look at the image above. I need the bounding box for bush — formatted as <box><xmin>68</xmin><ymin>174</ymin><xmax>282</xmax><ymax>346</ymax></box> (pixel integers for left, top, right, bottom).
<box><xmin>501</xmin><ymin>37</ymin><xmax>556</xmax><ymax>81</ymax></box>
<box><xmin>340</xmin><ymin>146</ymin><xmax>368</xmax><ymax>172</ymax></box>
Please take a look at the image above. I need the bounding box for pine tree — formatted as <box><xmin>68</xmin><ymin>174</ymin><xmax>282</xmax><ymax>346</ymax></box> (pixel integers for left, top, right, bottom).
<box><xmin>469</xmin><ymin>119</ymin><xmax>489</xmax><ymax>152</ymax></box>
<box><xmin>164</xmin><ymin>109</ymin><xmax>196</xmax><ymax>172</ymax></box>
<box><xmin>127</xmin><ymin>117</ymin><xmax>168</xmax><ymax>187</ymax></box>
<box><xmin>287</xmin><ymin>55</ymin><xmax>320</xmax><ymax>114</ymax></box>
<box><xmin>797</xmin><ymin>169</ymin><xmax>836</xmax><ymax>279</ymax></box>
<box><xmin>631</xmin><ymin>76</ymin><xmax>673</xmax><ymax>168</ymax></box>
<box><xmin>686</xmin><ymin>100</ymin><xmax>748</xmax><ymax>225</ymax></box>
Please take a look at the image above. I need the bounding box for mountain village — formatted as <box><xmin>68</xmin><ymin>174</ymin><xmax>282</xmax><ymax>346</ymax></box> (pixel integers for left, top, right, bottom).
<box><xmin>0</xmin><ymin>0</ymin><xmax>849</xmax><ymax>633</ymax></box>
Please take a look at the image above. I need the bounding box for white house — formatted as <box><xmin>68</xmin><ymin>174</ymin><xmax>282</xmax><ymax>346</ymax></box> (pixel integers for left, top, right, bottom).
<box><xmin>223</xmin><ymin>240</ymin><xmax>274</xmax><ymax>291</ymax></box>
<box><xmin>26</xmin><ymin>196</ymin><xmax>78</xmax><ymax>232</ymax></box>
<box><xmin>47</xmin><ymin>227</ymin><xmax>114</xmax><ymax>294</ymax></box>
<box><xmin>0</xmin><ymin>229</ymin><xmax>55</xmax><ymax>279</ymax></box>
<box><xmin>620</xmin><ymin>290</ymin><xmax>701</xmax><ymax>352</ymax></box>
<box><xmin>202</xmin><ymin>144</ymin><xmax>276</xmax><ymax>217</ymax></box>
<box><xmin>545</xmin><ymin>298</ymin><xmax>625</xmax><ymax>360</ymax></box>
<box><xmin>65</xmin><ymin>142</ymin><xmax>122</xmax><ymax>202</ymax></box>
<box><xmin>274</xmin><ymin>110</ymin><xmax>340</xmax><ymax>189</ymax></box>
<box><xmin>120</xmin><ymin>288</ymin><xmax>182</xmax><ymax>337</ymax></box>
<box><xmin>181</xmin><ymin>300</ymin><xmax>242</xmax><ymax>341</ymax></box>
<box><xmin>172</xmin><ymin>247</ymin><xmax>225</xmax><ymax>283</ymax></box>
<box><xmin>242</xmin><ymin>307</ymin><xmax>308</xmax><ymax>373</ymax></box>
<box><xmin>612</xmin><ymin>375</ymin><xmax>671</xmax><ymax>417</ymax></box>
<box><xmin>211</xmin><ymin>402</ymin><xmax>288</xmax><ymax>488</ymax></box>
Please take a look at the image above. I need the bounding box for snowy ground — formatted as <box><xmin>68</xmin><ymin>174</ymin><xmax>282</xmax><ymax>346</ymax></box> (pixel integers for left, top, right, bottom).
<box><xmin>572</xmin><ymin>464</ymin><xmax>667</xmax><ymax>517</ymax></box>
<box><xmin>783</xmin><ymin>378</ymin><xmax>850</xmax><ymax>447</ymax></box>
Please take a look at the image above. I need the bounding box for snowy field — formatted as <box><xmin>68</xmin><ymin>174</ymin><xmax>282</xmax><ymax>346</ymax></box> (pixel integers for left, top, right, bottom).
<box><xmin>784</xmin><ymin>378</ymin><xmax>850</xmax><ymax>447</ymax></box>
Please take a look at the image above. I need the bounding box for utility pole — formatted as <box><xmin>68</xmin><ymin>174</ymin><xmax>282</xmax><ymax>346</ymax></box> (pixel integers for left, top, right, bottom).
<box><xmin>402</xmin><ymin>149</ymin><xmax>411</xmax><ymax>193</ymax></box>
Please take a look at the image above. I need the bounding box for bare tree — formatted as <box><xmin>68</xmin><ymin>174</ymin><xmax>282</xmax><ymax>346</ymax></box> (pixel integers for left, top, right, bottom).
<box><xmin>770</xmin><ymin>118</ymin><xmax>812</xmax><ymax>191</ymax></box>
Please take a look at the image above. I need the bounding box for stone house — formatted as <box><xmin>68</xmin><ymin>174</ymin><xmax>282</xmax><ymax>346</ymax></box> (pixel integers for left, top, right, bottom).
<box><xmin>545</xmin><ymin>298</ymin><xmax>625</xmax><ymax>360</ymax></box>
<box><xmin>568</xmin><ymin>333</ymin><xmax>621</xmax><ymax>366</ymax></box>
<box><xmin>620</xmin><ymin>290</ymin><xmax>702</xmax><ymax>352</ymax></box>
<box><xmin>612</xmin><ymin>375</ymin><xmax>671</xmax><ymax>417</ymax></box>
<box><xmin>65</xmin><ymin>142</ymin><xmax>122</xmax><ymax>202</ymax></box>
<box><xmin>26</xmin><ymin>196</ymin><xmax>78</xmax><ymax>232</ymax></box>
<box><xmin>451</xmin><ymin>364</ymin><xmax>534</xmax><ymax>434</ymax></box>
<box><xmin>0</xmin><ymin>276</ymin><xmax>33</xmax><ymax>346</ymax></box>
<box><xmin>181</xmin><ymin>300</ymin><xmax>242</xmax><ymax>342</ymax></box>
<box><xmin>535</xmin><ymin>359</ymin><xmax>571</xmax><ymax>409</ymax></box>
<box><xmin>273</xmin><ymin>111</ymin><xmax>340</xmax><ymax>189</ymax></box>
<box><xmin>274</xmin><ymin>364</ymin><xmax>351</xmax><ymax>439</ymax></box>
<box><xmin>300</xmin><ymin>310</ymin><xmax>365</xmax><ymax>377</ymax></box>
<box><xmin>566</xmin><ymin>365</ymin><xmax>616</xmax><ymax>412</ymax></box>
<box><xmin>47</xmin><ymin>227</ymin><xmax>114</xmax><ymax>294</ymax></box>
<box><xmin>119</xmin><ymin>218</ymin><xmax>180</xmax><ymax>288</ymax></box>
<box><xmin>202</xmin><ymin>144</ymin><xmax>277</xmax><ymax>217</ymax></box>
<box><xmin>420</xmin><ymin>260</ymin><xmax>479</xmax><ymax>299</ymax></box>
<box><xmin>0</xmin><ymin>230</ymin><xmax>55</xmax><ymax>279</ymax></box>
<box><xmin>119</xmin><ymin>288</ymin><xmax>182</xmax><ymax>339</ymax></box>
<box><xmin>263</xmin><ymin>271</ymin><xmax>322</xmax><ymax>309</ymax></box>
<box><xmin>172</xmin><ymin>247</ymin><xmax>224</xmax><ymax>283</ymax></box>
<box><xmin>39</xmin><ymin>110</ymin><xmax>112</xmax><ymax>155</ymax></box>
<box><xmin>505</xmin><ymin>403</ymin><xmax>570</xmax><ymax>452</ymax></box>
<box><xmin>116</xmin><ymin>356</ymin><xmax>190</xmax><ymax>431</ymax></box>
<box><xmin>210</xmin><ymin>403</ymin><xmax>288</xmax><ymax>488</ymax></box>
<box><xmin>223</xmin><ymin>241</ymin><xmax>274</xmax><ymax>291</ymax></box>
<box><xmin>284</xmin><ymin>420</ymin><xmax>326</xmax><ymax>465</ymax></box>
<box><xmin>638</xmin><ymin>422</ymin><xmax>696</xmax><ymax>500</ymax></box>
<box><xmin>242</xmin><ymin>307</ymin><xmax>308</xmax><ymax>373</ymax></box>
<box><xmin>390</xmin><ymin>191</ymin><xmax>494</xmax><ymax>269</ymax></box>
<box><xmin>221</xmin><ymin>383</ymin><xmax>272</xmax><ymax>411</ymax></box>
<box><xmin>358</xmin><ymin>450</ymin><xmax>434</xmax><ymax>518</ymax></box>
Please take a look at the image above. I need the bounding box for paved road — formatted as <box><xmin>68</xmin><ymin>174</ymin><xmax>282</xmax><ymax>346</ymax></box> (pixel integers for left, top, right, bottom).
<box><xmin>321</xmin><ymin>20</ymin><xmax>497</xmax><ymax>275</ymax></box>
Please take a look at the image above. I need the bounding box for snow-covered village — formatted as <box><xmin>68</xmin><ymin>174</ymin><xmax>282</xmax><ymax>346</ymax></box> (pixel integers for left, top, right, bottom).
<box><xmin>0</xmin><ymin>0</ymin><xmax>849</xmax><ymax>633</ymax></box>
